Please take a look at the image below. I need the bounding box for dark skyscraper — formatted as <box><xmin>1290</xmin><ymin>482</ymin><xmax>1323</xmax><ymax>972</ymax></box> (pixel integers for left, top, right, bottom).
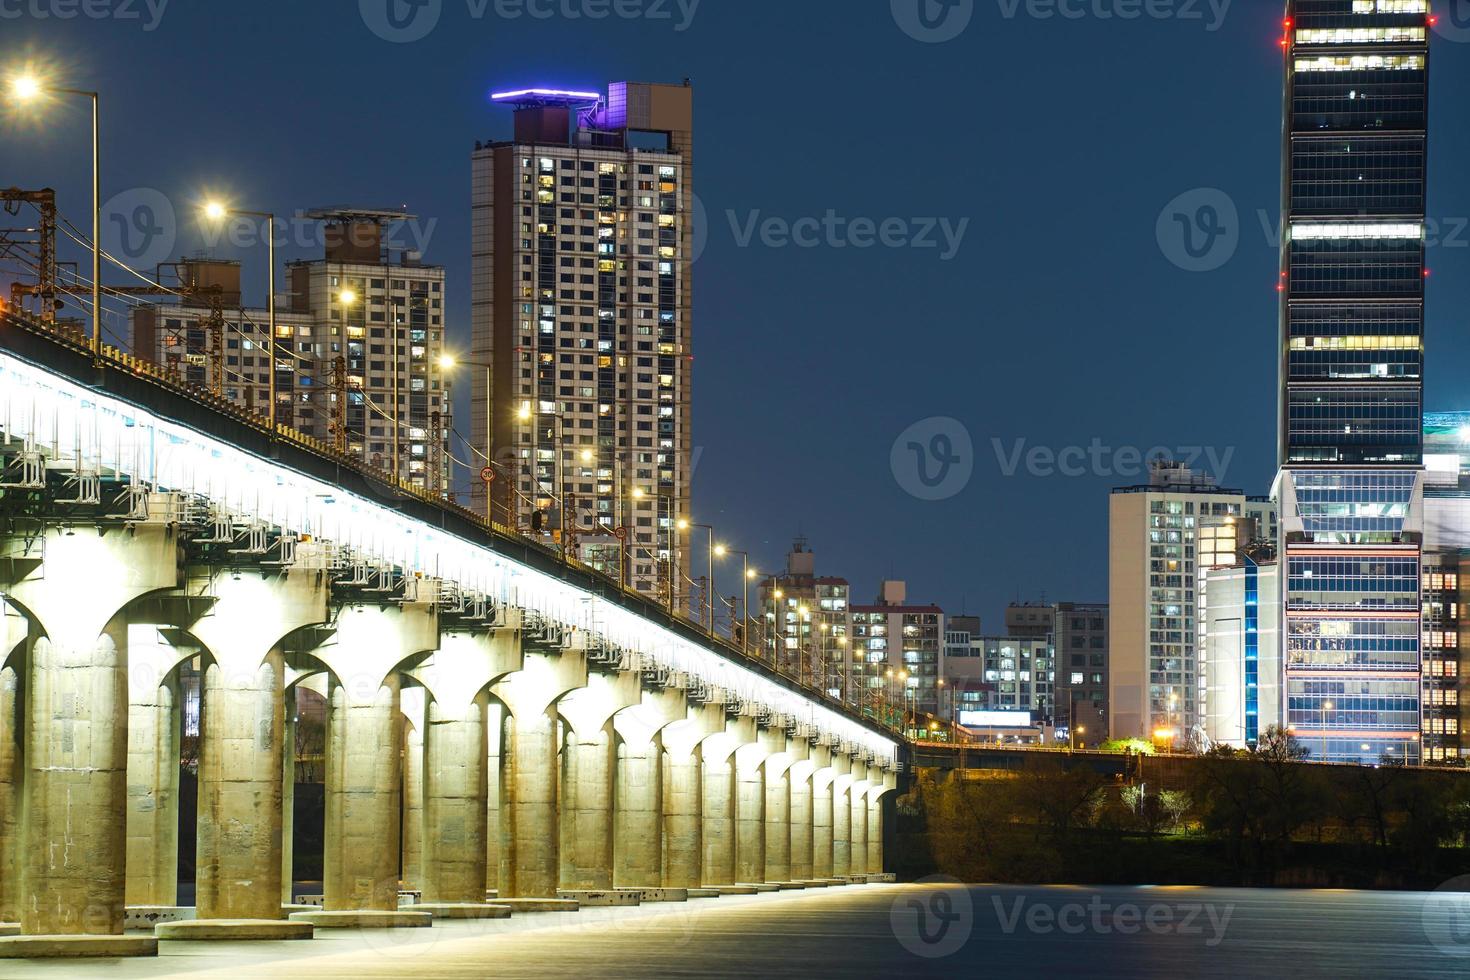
<box><xmin>1276</xmin><ymin>1</ymin><xmax>1431</xmax><ymax>764</ymax></box>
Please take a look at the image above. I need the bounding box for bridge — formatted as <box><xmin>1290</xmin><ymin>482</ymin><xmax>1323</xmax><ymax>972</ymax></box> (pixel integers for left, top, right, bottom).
<box><xmin>0</xmin><ymin>308</ymin><xmax>900</xmax><ymax>957</ymax></box>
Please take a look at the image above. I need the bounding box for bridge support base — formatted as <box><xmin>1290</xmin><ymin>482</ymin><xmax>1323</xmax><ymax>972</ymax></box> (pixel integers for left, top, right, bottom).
<box><xmin>154</xmin><ymin>919</ymin><xmax>314</xmax><ymax>941</ymax></box>
<box><xmin>288</xmin><ymin>910</ymin><xmax>431</xmax><ymax>929</ymax></box>
<box><xmin>0</xmin><ymin>935</ymin><xmax>158</xmax><ymax>958</ymax></box>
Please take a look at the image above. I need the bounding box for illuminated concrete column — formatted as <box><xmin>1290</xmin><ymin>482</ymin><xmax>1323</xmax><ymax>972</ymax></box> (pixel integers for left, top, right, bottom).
<box><xmin>660</xmin><ymin>703</ymin><xmax>724</xmax><ymax>889</ymax></box>
<box><xmin>698</xmin><ymin>714</ymin><xmax>753</xmax><ymax>886</ymax></box>
<box><xmin>559</xmin><ymin>669</ymin><xmax>641</xmax><ymax>891</ymax></box>
<box><xmin>400</xmin><ymin>690</ymin><xmax>425</xmax><ymax>893</ymax></box>
<box><xmin>734</xmin><ymin>725</ymin><xmax>783</xmax><ymax>884</ymax></box>
<box><xmin>1</xmin><ymin>519</ymin><xmax>178</xmax><ymax>946</ymax></box>
<box><xmin>123</xmin><ymin>626</ymin><xmax>189</xmax><ymax>910</ymax></box>
<box><xmin>867</xmin><ymin>769</ymin><xmax>897</xmax><ymax>875</ymax></box>
<box><xmin>485</xmin><ymin>699</ymin><xmax>505</xmax><ymax>893</ymax></box>
<box><xmin>810</xmin><ymin>745</ymin><xmax>836</xmax><ymax>880</ymax></box>
<box><xmin>832</xmin><ymin>754</ymin><xmax>854</xmax><ymax>877</ymax></box>
<box><xmin>763</xmin><ymin>735</ymin><xmax>806</xmax><ymax>884</ymax></box>
<box><xmin>849</xmin><ymin>761</ymin><xmax>872</xmax><ymax>875</ymax></box>
<box><xmin>611</xmin><ymin>688</ymin><xmax>688</xmax><ymax>888</ymax></box>
<box><xmin>0</xmin><ymin>608</ymin><xmax>23</xmax><ymax>925</ymax></box>
<box><xmin>491</xmin><ymin>647</ymin><xmax>587</xmax><ymax>898</ymax></box>
<box><xmin>188</xmin><ymin>566</ymin><xmax>328</xmax><ymax>922</ymax></box>
<box><xmin>788</xmin><ymin>742</ymin><xmax>821</xmax><ymax>882</ymax></box>
<box><xmin>410</xmin><ymin>628</ymin><xmax>520</xmax><ymax>906</ymax></box>
<box><xmin>280</xmin><ymin>694</ymin><xmax>295</xmax><ymax>908</ymax></box>
<box><xmin>315</xmin><ymin>601</ymin><xmax>438</xmax><ymax>913</ymax></box>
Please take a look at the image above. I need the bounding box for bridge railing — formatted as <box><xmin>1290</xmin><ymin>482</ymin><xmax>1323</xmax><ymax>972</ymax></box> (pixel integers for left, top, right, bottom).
<box><xmin>1</xmin><ymin>307</ymin><xmax>901</xmax><ymax>738</ymax></box>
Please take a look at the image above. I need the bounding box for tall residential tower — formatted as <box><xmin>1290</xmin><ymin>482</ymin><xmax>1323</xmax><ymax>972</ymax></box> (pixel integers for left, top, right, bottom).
<box><xmin>1275</xmin><ymin>2</ymin><xmax>1430</xmax><ymax>764</ymax></box>
<box><xmin>470</xmin><ymin>82</ymin><xmax>694</xmax><ymax>600</ymax></box>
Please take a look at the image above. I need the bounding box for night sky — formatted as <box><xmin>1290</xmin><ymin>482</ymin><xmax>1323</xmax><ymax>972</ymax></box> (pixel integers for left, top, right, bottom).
<box><xmin>3</xmin><ymin>1</ymin><xmax>1469</xmax><ymax>631</ymax></box>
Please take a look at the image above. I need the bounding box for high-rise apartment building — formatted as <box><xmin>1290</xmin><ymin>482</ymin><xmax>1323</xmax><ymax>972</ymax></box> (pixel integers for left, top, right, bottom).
<box><xmin>470</xmin><ymin>82</ymin><xmax>694</xmax><ymax>598</ymax></box>
<box><xmin>756</xmin><ymin>540</ymin><xmax>852</xmax><ymax>700</ymax></box>
<box><xmin>977</xmin><ymin>635</ymin><xmax>1055</xmax><ymax>725</ymax></box>
<box><xmin>1110</xmin><ymin>459</ymin><xmax>1254</xmax><ymax>743</ymax></box>
<box><xmin>1275</xmin><ymin>2</ymin><xmax>1430</xmax><ymax>764</ymax></box>
<box><xmin>850</xmin><ymin>580</ymin><xmax>944</xmax><ymax>717</ymax></box>
<box><xmin>129</xmin><ymin>212</ymin><xmax>452</xmax><ymax>492</ymax></box>
<box><xmin>1414</xmin><ymin>412</ymin><xmax>1470</xmax><ymax>763</ymax></box>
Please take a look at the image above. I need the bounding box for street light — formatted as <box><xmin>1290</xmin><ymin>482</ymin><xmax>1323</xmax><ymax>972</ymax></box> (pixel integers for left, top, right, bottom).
<box><xmin>11</xmin><ymin>72</ymin><xmax>101</xmax><ymax>355</ymax></box>
<box><xmin>438</xmin><ymin>354</ymin><xmax>502</xmax><ymax>525</ymax></box>
<box><xmin>690</xmin><ymin>522</ymin><xmax>717</xmax><ymax>634</ymax></box>
<box><xmin>202</xmin><ymin>201</ymin><xmax>278</xmax><ymax>434</ymax></box>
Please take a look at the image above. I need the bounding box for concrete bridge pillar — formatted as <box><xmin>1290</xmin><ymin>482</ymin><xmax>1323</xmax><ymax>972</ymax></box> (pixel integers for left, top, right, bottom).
<box><xmin>788</xmin><ymin>743</ymin><xmax>821</xmax><ymax>882</ymax></box>
<box><xmin>763</xmin><ymin>735</ymin><xmax>806</xmax><ymax>884</ymax></box>
<box><xmin>831</xmin><ymin>754</ymin><xmax>854</xmax><ymax>877</ymax></box>
<box><xmin>187</xmin><ymin>566</ymin><xmax>329</xmax><ymax>923</ymax></box>
<box><xmin>410</xmin><ymin>628</ymin><xmax>520</xmax><ymax>907</ymax></box>
<box><xmin>609</xmin><ymin>687</ymin><xmax>687</xmax><ymax>888</ymax></box>
<box><xmin>659</xmin><ymin>702</ymin><xmax>724</xmax><ymax>889</ymax></box>
<box><xmin>0</xmin><ymin>519</ymin><xmax>178</xmax><ymax>952</ymax></box>
<box><xmin>867</xmin><ymin>769</ymin><xmax>896</xmax><ymax>875</ymax></box>
<box><xmin>123</xmin><ymin>626</ymin><xmax>188</xmax><ymax>910</ymax></box>
<box><xmin>698</xmin><ymin>715</ymin><xmax>752</xmax><ymax>886</ymax></box>
<box><xmin>0</xmin><ymin>607</ymin><xmax>23</xmax><ymax>926</ymax></box>
<box><xmin>734</xmin><ymin>725</ymin><xmax>783</xmax><ymax>885</ymax></box>
<box><xmin>559</xmin><ymin>669</ymin><xmax>641</xmax><ymax>891</ymax></box>
<box><xmin>400</xmin><ymin>689</ymin><xmax>425</xmax><ymax>893</ymax></box>
<box><xmin>491</xmin><ymin>646</ymin><xmax>586</xmax><ymax>898</ymax></box>
<box><xmin>850</xmin><ymin>762</ymin><xmax>872</xmax><ymax>875</ymax></box>
<box><xmin>810</xmin><ymin>745</ymin><xmax>836</xmax><ymax>880</ymax></box>
<box><xmin>315</xmin><ymin>601</ymin><xmax>438</xmax><ymax>915</ymax></box>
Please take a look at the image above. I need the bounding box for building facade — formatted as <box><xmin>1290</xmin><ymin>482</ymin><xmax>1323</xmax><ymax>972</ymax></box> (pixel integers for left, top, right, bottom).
<box><xmin>1275</xmin><ymin>2</ymin><xmax>1430</xmax><ymax>764</ymax></box>
<box><xmin>850</xmin><ymin>580</ymin><xmax>944</xmax><ymax>718</ymax></box>
<box><xmin>756</xmin><ymin>541</ymin><xmax>852</xmax><ymax>701</ymax></box>
<box><xmin>129</xmin><ymin>214</ymin><xmax>452</xmax><ymax>493</ymax></box>
<box><xmin>470</xmin><ymin>82</ymin><xmax>694</xmax><ymax>599</ymax></box>
<box><xmin>1199</xmin><ymin>519</ymin><xmax>1283</xmax><ymax>751</ymax></box>
<box><xmin>1109</xmin><ymin>459</ymin><xmax>1252</xmax><ymax>742</ymax></box>
<box><xmin>1005</xmin><ymin>601</ymin><xmax>1108</xmax><ymax>740</ymax></box>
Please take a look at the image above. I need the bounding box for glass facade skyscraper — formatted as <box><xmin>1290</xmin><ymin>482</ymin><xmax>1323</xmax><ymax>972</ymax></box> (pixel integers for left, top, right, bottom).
<box><xmin>1276</xmin><ymin>1</ymin><xmax>1430</xmax><ymax>764</ymax></box>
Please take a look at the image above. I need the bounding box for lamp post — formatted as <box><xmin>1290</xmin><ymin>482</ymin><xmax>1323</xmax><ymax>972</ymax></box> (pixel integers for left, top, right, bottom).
<box><xmin>203</xmin><ymin>203</ymin><xmax>277</xmax><ymax>433</ymax></box>
<box><xmin>11</xmin><ymin>74</ymin><xmax>101</xmax><ymax>354</ymax></box>
<box><xmin>438</xmin><ymin>354</ymin><xmax>502</xmax><ymax>525</ymax></box>
<box><xmin>690</xmin><ymin>522</ymin><xmax>716</xmax><ymax>633</ymax></box>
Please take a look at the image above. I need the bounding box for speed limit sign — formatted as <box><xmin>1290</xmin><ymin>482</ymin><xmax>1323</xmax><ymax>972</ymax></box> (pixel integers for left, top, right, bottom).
<box><xmin>480</xmin><ymin>466</ymin><xmax>496</xmax><ymax>484</ymax></box>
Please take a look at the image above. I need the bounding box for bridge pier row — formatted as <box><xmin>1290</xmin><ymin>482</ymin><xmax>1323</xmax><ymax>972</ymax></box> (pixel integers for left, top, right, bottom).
<box><xmin>788</xmin><ymin>746</ymin><xmax>821</xmax><ymax>882</ymax></box>
<box><xmin>810</xmin><ymin>748</ymin><xmax>836</xmax><ymax>880</ymax></box>
<box><xmin>831</xmin><ymin>755</ymin><xmax>854</xmax><ymax>878</ymax></box>
<box><xmin>698</xmin><ymin>717</ymin><xmax>751</xmax><ymax>886</ymax></box>
<box><xmin>411</xmin><ymin>628</ymin><xmax>520</xmax><ymax>911</ymax></box>
<box><xmin>187</xmin><ymin>567</ymin><xmax>328</xmax><ymax>926</ymax></box>
<box><xmin>493</xmin><ymin>648</ymin><xmax>586</xmax><ymax>899</ymax></box>
<box><xmin>734</xmin><ymin>726</ymin><xmax>782</xmax><ymax>885</ymax></box>
<box><xmin>659</xmin><ymin>704</ymin><xmax>723</xmax><ymax>889</ymax></box>
<box><xmin>762</xmin><ymin>736</ymin><xmax>805</xmax><ymax>885</ymax></box>
<box><xmin>610</xmin><ymin>689</ymin><xmax>688</xmax><ymax>889</ymax></box>
<box><xmin>301</xmin><ymin>602</ymin><xmax>437</xmax><ymax>926</ymax></box>
<box><xmin>849</xmin><ymin>765</ymin><xmax>872</xmax><ymax>875</ymax></box>
<box><xmin>0</xmin><ymin>520</ymin><xmax>178</xmax><ymax>958</ymax></box>
<box><xmin>559</xmin><ymin>670</ymin><xmax>640</xmax><ymax>891</ymax></box>
<box><xmin>123</xmin><ymin>626</ymin><xmax>187</xmax><ymax>911</ymax></box>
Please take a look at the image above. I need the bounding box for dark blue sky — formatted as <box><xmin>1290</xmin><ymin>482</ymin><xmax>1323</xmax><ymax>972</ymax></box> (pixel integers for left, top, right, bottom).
<box><xmin>4</xmin><ymin>1</ymin><xmax>1469</xmax><ymax>631</ymax></box>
